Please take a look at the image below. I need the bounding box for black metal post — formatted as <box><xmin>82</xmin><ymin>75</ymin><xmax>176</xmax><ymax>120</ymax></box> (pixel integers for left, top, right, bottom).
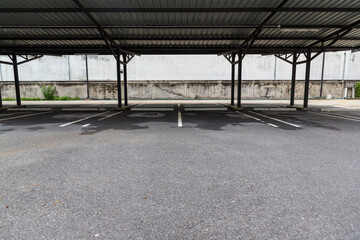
<box><xmin>237</xmin><ymin>49</ymin><xmax>243</xmax><ymax>108</ymax></box>
<box><xmin>290</xmin><ymin>53</ymin><xmax>297</xmax><ymax>106</ymax></box>
<box><xmin>12</xmin><ymin>53</ymin><xmax>21</xmax><ymax>106</ymax></box>
<box><xmin>320</xmin><ymin>52</ymin><xmax>325</xmax><ymax>98</ymax></box>
<box><xmin>0</xmin><ymin>85</ymin><xmax>2</xmax><ymax>108</ymax></box>
<box><xmin>304</xmin><ymin>48</ymin><xmax>311</xmax><ymax>108</ymax></box>
<box><xmin>231</xmin><ymin>53</ymin><xmax>235</xmax><ymax>106</ymax></box>
<box><xmin>116</xmin><ymin>50</ymin><xmax>122</xmax><ymax>108</ymax></box>
<box><xmin>122</xmin><ymin>53</ymin><xmax>128</xmax><ymax>106</ymax></box>
<box><xmin>85</xmin><ymin>55</ymin><xmax>90</xmax><ymax>99</ymax></box>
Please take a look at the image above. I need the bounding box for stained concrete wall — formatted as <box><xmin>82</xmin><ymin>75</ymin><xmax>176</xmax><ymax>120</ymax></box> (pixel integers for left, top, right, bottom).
<box><xmin>0</xmin><ymin>51</ymin><xmax>358</xmax><ymax>100</ymax></box>
<box><xmin>0</xmin><ymin>51</ymin><xmax>359</xmax><ymax>82</ymax></box>
<box><xmin>0</xmin><ymin>80</ymin><xmax>349</xmax><ymax>100</ymax></box>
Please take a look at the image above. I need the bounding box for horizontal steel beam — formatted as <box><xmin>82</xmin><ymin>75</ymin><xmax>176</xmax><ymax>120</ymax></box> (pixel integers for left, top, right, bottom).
<box><xmin>1</xmin><ymin>8</ymin><xmax>360</xmax><ymax>13</ymax></box>
<box><xmin>1</xmin><ymin>25</ymin><xmax>360</xmax><ymax>29</ymax></box>
<box><xmin>1</xmin><ymin>36</ymin><xmax>359</xmax><ymax>41</ymax></box>
<box><xmin>0</xmin><ymin>45</ymin><xmax>355</xmax><ymax>55</ymax></box>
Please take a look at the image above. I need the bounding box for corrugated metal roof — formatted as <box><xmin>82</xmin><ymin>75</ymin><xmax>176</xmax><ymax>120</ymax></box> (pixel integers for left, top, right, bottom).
<box><xmin>0</xmin><ymin>0</ymin><xmax>359</xmax><ymax>55</ymax></box>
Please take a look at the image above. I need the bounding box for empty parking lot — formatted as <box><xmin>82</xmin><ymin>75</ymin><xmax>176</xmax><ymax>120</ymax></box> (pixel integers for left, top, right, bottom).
<box><xmin>1</xmin><ymin>104</ymin><xmax>360</xmax><ymax>239</ymax></box>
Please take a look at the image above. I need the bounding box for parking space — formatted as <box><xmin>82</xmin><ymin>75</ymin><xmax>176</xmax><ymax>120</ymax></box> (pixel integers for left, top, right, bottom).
<box><xmin>1</xmin><ymin>104</ymin><xmax>360</xmax><ymax>239</ymax></box>
<box><xmin>2</xmin><ymin>104</ymin><xmax>360</xmax><ymax>135</ymax></box>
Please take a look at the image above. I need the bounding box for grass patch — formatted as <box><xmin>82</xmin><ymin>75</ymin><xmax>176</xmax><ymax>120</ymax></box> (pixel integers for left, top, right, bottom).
<box><xmin>2</xmin><ymin>96</ymin><xmax>81</xmax><ymax>101</ymax></box>
<box><xmin>2</xmin><ymin>97</ymin><xmax>43</xmax><ymax>101</ymax></box>
<box><xmin>355</xmin><ymin>82</ymin><xmax>360</xmax><ymax>98</ymax></box>
<box><xmin>54</xmin><ymin>96</ymin><xmax>81</xmax><ymax>101</ymax></box>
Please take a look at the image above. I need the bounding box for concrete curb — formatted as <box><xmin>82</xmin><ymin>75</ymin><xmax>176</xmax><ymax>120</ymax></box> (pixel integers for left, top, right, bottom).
<box><xmin>61</xmin><ymin>108</ymin><xmax>107</xmax><ymax>112</ymax></box>
<box><xmin>319</xmin><ymin>108</ymin><xmax>360</xmax><ymax>112</ymax></box>
<box><xmin>1</xmin><ymin>105</ymin><xmax>135</xmax><ymax>112</ymax></box>
<box><xmin>227</xmin><ymin>105</ymin><xmax>299</xmax><ymax>112</ymax></box>
<box><xmin>253</xmin><ymin>107</ymin><xmax>297</xmax><ymax>111</ymax></box>
<box><xmin>7</xmin><ymin>107</ymin><xmax>53</xmax><ymax>112</ymax></box>
<box><xmin>185</xmin><ymin>107</ymin><xmax>228</xmax><ymax>111</ymax></box>
<box><xmin>131</xmin><ymin>107</ymin><xmax>174</xmax><ymax>112</ymax></box>
<box><xmin>227</xmin><ymin>105</ymin><xmax>245</xmax><ymax>111</ymax></box>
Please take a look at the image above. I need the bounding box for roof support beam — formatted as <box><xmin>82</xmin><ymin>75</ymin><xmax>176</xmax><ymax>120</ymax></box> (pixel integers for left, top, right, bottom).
<box><xmin>304</xmin><ymin>18</ymin><xmax>360</xmax><ymax>61</ymax></box>
<box><xmin>71</xmin><ymin>0</ymin><xmax>120</xmax><ymax>61</ymax></box>
<box><xmin>240</xmin><ymin>0</ymin><xmax>291</xmax><ymax>58</ymax></box>
<box><xmin>1</xmin><ymin>25</ymin><xmax>360</xmax><ymax>30</ymax></box>
<box><xmin>71</xmin><ymin>0</ymin><xmax>139</xmax><ymax>60</ymax></box>
<box><xmin>2</xmin><ymin>36</ymin><xmax>360</xmax><ymax>41</ymax></box>
<box><xmin>2</xmin><ymin>8</ymin><xmax>360</xmax><ymax>13</ymax></box>
<box><xmin>1</xmin><ymin>46</ymin><xmax>357</xmax><ymax>55</ymax></box>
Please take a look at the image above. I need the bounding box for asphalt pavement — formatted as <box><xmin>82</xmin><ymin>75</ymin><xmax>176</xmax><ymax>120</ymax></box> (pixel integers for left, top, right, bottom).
<box><xmin>1</xmin><ymin>104</ymin><xmax>360</xmax><ymax>239</ymax></box>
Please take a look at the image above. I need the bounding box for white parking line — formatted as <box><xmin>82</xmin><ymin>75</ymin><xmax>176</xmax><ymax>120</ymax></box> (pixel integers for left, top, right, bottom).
<box><xmin>178</xmin><ymin>104</ymin><xmax>183</xmax><ymax>127</ymax></box>
<box><xmin>308</xmin><ymin>111</ymin><xmax>360</xmax><ymax>122</ymax></box>
<box><xmin>59</xmin><ymin>111</ymin><xmax>108</xmax><ymax>127</ymax></box>
<box><xmin>324</xmin><ymin>112</ymin><xmax>360</xmax><ymax>121</ymax></box>
<box><xmin>82</xmin><ymin>124</ymin><xmax>91</xmax><ymax>128</ymax></box>
<box><xmin>236</xmin><ymin>111</ymin><xmax>279</xmax><ymax>128</ymax></box>
<box><xmin>98</xmin><ymin>111</ymin><xmax>123</xmax><ymax>121</ymax></box>
<box><xmin>0</xmin><ymin>111</ymin><xmax>52</xmax><ymax>122</ymax></box>
<box><xmin>185</xmin><ymin>107</ymin><xmax>227</xmax><ymax>111</ymax></box>
<box><xmin>249</xmin><ymin>111</ymin><xmax>301</xmax><ymax>128</ymax></box>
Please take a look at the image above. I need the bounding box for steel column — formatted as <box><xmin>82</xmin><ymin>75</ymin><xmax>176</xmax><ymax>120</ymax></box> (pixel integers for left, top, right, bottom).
<box><xmin>237</xmin><ymin>49</ymin><xmax>243</xmax><ymax>108</ymax></box>
<box><xmin>116</xmin><ymin>50</ymin><xmax>122</xmax><ymax>108</ymax></box>
<box><xmin>290</xmin><ymin>53</ymin><xmax>297</xmax><ymax>106</ymax></box>
<box><xmin>122</xmin><ymin>53</ymin><xmax>128</xmax><ymax>106</ymax></box>
<box><xmin>320</xmin><ymin>52</ymin><xmax>326</xmax><ymax>98</ymax></box>
<box><xmin>85</xmin><ymin>55</ymin><xmax>90</xmax><ymax>99</ymax></box>
<box><xmin>0</xmin><ymin>86</ymin><xmax>2</xmax><ymax>108</ymax></box>
<box><xmin>230</xmin><ymin>53</ymin><xmax>235</xmax><ymax>105</ymax></box>
<box><xmin>12</xmin><ymin>54</ymin><xmax>21</xmax><ymax>106</ymax></box>
<box><xmin>304</xmin><ymin>48</ymin><xmax>311</xmax><ymax>108</ymax></box>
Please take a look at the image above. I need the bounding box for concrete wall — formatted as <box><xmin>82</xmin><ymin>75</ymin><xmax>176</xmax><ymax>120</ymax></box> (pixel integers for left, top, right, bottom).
<box><xmin>0</xmin><ymin>51</ymin><xmax>358</xmax><ymax>100</ymax></box>
<box><xmin>0</xmin><ymin>80</ymin><xmax>349</xmax><ymax>100</ymax></box>
<box><xmin>0</xmin><ymin>51</ymin><xmax>359</xmax><ymax>82</ymax></box>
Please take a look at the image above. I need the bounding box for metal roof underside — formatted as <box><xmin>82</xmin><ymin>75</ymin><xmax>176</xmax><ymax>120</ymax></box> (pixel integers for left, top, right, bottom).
<box><xmin>0</xmin><ymin>0</ymin><xmax>360</xmax><ymax>55</ymax></box>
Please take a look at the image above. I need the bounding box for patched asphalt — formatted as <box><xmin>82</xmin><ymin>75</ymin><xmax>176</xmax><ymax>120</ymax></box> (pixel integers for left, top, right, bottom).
<box><xmin>1</xmin><ymin>104</ymin><xmax>360</xmax><ymax>239</ymax></box>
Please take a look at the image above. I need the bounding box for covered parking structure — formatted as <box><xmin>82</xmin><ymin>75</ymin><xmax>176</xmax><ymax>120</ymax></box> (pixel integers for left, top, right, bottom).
<box><xmin>0</xmin><ymin>0</ymin><xmax>359</xmax><ymax>109</ymax></box>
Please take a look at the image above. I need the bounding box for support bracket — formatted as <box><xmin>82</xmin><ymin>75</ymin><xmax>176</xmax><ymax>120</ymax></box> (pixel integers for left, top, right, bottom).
<box><xmin>275</xmin><ymin>52</ymin><xmax>300</xmax><ymax>65</ymax></box>
<box><xmin>123</xmin><ymin>53</ymin><xmax>135</xmax><ymax>64</ymax></box>
<box><xmin>0</xmin><ymin>54</ymin><xmax>43</xmax><ymax>65</ymax></box>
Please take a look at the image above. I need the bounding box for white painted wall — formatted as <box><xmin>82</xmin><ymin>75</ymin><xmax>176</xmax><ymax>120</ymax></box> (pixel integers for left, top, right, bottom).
<box><xmin>0</xmin><ymin>51</ymin><xmax>359</xmax><ymax>81</ymax></box>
